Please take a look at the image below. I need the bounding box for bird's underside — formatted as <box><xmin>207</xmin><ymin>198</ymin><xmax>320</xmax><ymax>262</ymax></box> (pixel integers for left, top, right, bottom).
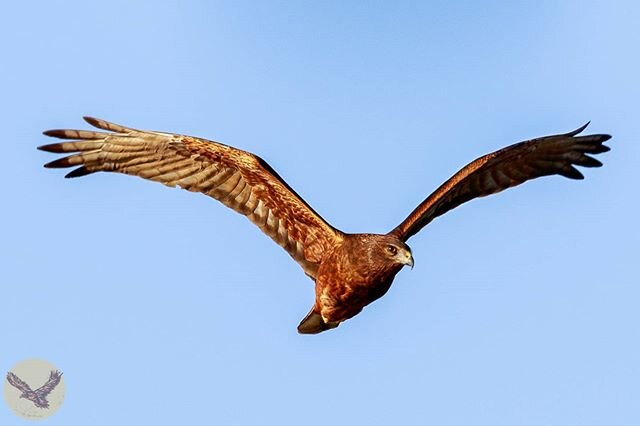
<box><xmin>39</xmin><ymin>118</ymin><xmax>611</xmax><ymax>334</ymax></box>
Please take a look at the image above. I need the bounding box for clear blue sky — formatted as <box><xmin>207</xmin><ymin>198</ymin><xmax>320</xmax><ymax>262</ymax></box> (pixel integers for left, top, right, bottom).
<box><xmin>1</xmin><ymin>1</ymin><xmax>638</xmax><ymax>425</ymax></box>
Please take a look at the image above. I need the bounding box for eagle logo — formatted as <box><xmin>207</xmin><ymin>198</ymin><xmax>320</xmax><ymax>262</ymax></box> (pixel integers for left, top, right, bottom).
<box><xmin>6</xmin><ymin>370</ymin><xmax>63</xmax><ymax>409</ymax></box>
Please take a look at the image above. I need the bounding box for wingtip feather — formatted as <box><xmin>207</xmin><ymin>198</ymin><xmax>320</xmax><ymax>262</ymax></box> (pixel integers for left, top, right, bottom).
<box><xmin>560</xmin><ymin>165</ymin><xmax>585</xmax><ymax>180</ymax></box>
<box><xmin>83</xmin><ymin>116</ymin><xmax>101</xmax><ymax>127</ymax></box>
<box><xmin>567</xmin><ymin>121</ymin><xmax>590</xmax><ymax>137</ymax></box>
<box><xmin>65</xmin><ymin>166</ymin><xmax>95</xmax><ymax>178</ymax></box>
<box><xmin>579</xmin><ymin>156</ymin><xmax>603</xmax><ymax>168</ymax></box>
<box><xmin>83</xmin><ymin>116</ymin><xmax>135</xmax><ymax>133</ymax></box>
<box><xmin>42</xmin><ymin>129</ymin><xmax>71</xmax><ymax>139</ymax></box>
<box><xmin>38</xmin><ymin>143</ymin><xmax>71</xmax><ymax>153</ymax></box>
<box><xmin>43</xmin><ymin>160</ymin><xmax>61</xmax><ymax>169</ymax></box>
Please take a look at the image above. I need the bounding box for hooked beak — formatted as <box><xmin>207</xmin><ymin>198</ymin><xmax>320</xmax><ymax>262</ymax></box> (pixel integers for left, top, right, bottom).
<box><xmin>402</xmin><ymin>251</ymin><xmax>414</xmax><ymax>269</ymax></box>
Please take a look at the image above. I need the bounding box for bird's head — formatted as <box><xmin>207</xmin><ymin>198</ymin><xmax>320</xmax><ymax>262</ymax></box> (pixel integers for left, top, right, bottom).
<box><xmin>355</xmin><ymin>234</ymin><xmax>414</xmax><ymax>271</ymax></box>
<box><xmin>380</xmin><ymin>236</ymin><xmax>414</xmax><ymax>269</ymax></box>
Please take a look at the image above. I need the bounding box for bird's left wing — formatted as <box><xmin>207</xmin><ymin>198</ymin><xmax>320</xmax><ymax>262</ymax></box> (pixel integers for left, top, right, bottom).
<box><xmin>39</xmin><ymin>117</ymin><xmax>342</xmax><ymax>278</ymax></box>
<box><xmin>390</xmin><ymin>123</ymin><xmax>611</xmax><ymax>241</ymax></box>
<box><xmin>34</xmin><ymin>370</ymin><xmax>62</xmax><ymax>397</ymax></box>
<box><xmin>6</xmin><ymin>372</ymin><xmax>32</xmax><ymax>393</ymax></box>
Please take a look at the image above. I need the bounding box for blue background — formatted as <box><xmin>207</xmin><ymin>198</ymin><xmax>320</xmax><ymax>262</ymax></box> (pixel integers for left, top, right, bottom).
<box><xmin>1</xmin><ymin>1</ymin><xmax>638</xmax><ymax>425</ymax></box>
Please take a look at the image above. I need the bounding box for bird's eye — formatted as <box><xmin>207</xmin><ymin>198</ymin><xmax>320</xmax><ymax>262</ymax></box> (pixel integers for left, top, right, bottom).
<box><xmin>386</xmin><ymin>245</ymin><xmax>398</xmax><ymax>255</ymax></box>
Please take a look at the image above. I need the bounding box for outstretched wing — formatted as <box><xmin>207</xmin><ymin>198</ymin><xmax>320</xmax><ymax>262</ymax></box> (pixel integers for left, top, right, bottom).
<box><xmin>35</xmin><ymin>370</ymin><xmax>62</xmax><ymax>397</ymax></box>
<box><xmin>6</xmin><ymin>372</ymin><xmax>33</xmax><ymax>394</ymax></box>
<box><xmin>390</xmin><ymin>123</ymin><xmax>611</xmax><ymax>241</ymax></box>
<box><xmin>39</xmin><ymin>117</ymin><xmax>342</xmax><ymax>277</ymax></box>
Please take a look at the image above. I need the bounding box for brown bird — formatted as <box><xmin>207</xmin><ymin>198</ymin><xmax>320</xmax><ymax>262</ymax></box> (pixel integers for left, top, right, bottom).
<box><xmin>39</xmin><ymin>118</ymin><xmax>611</xmax><ymax>334</ymax></box>
<box><xmin>6</xmin><ymin>370</ymin><xmax>63</xmax><ymax>409</ymax></box>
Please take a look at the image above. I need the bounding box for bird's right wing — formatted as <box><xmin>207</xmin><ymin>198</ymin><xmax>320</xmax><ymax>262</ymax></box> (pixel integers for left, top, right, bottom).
<box><xmin>34</xmin><ymin>370</ymin><xmax>62</xmax><ymax>397</ymax></box>
<box><xmin>390</xmin><ymin>123</ymin><xmax>611</xmax><ymax>241</ymax></box>
<box><xmin>6</xmin><ymin>372</ymin><xmax>32</xmax><ymax>394</ymax></box>
<box><xmin>39</xmin><ymin>117</ymin><xmax>343</xmax><ymax>278</ymax></box>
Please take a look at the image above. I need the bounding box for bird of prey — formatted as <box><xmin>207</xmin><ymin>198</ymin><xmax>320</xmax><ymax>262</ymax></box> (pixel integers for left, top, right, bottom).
<box><xmin>6</xmin><ymin>370</ymin><xmax>63</xmax><ymax>409</ymax></box>
<box><xmin>39</xmin><ymin>117</ymin><xmax>611</xmax><ymax>334</ymax></box>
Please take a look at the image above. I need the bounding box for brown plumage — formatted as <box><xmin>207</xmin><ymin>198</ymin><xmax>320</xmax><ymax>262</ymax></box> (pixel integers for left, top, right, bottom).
<box><xmin>6</xmin><ymin>370</ymin><xmax>63</xmax><ymax>409</ymax></box>
<box><xmin>39</xmin><ymin>118</ymin><xmax>611</xmax><ymax>334</ymax></box>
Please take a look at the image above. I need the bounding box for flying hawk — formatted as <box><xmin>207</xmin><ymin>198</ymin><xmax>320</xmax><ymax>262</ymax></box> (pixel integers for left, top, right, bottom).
<box><xmin>6</xmin><ymin>370</ymin><xmax>63</xmax><ymax>409</ymax></box>
<box><xmin>39</xmin><ymin>118</ymin><xmax>611</xmax><ymax>333</ymax></box>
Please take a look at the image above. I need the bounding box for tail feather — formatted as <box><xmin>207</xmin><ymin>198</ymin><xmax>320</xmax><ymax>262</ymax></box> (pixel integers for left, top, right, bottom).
<box><xmin>297</xmin><ymin>308</ymin><xmax>339</xmax><ymax>334</ymax></box>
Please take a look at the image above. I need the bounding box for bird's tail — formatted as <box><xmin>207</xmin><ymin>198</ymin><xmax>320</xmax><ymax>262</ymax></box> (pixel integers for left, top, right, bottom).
<box><xmin>297</xmin><ymin>308</ymin><xmax>339</xmax><ymax>334</ymax></box>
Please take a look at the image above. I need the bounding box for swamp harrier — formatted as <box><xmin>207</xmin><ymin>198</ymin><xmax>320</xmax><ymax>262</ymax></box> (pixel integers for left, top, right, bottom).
<box><xmin>39</xmin><ymin>118</ymin><xmax>611</xmax><ymax>333</ymax></box>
